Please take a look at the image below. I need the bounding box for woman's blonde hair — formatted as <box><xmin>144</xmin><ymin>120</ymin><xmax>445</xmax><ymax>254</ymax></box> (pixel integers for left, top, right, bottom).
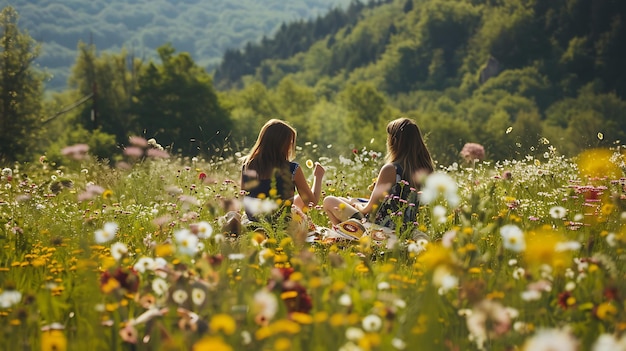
<box><xmin>385</xmin><ymin>117</ymin><xmax>434</xmax><ymax>186</ymax></box>
<box><xmin>244</xmin><ymin>119</ymin><xmax>297</xmax><ymax>178</ymax></box>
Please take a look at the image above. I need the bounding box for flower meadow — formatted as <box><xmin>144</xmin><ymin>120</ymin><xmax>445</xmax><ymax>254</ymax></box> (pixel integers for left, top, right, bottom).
<box><xmin>1</xmin><ymin>140</ymin><xmax>626</xmax><ymax>351</ymax></box>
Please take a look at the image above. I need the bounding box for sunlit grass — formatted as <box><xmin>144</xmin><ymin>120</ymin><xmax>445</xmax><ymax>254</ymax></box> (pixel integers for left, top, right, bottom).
<box><xmin>1</xmin><ymin>141</ymin><xmax>625</xmax><ymax>351</ymax></box>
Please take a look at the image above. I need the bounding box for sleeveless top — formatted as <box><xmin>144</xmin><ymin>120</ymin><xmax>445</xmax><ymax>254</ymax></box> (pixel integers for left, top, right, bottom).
<box><xmin>242</xmin><ymin>161</ymin><xmax>299</xmax><ymax>221</ymax></box>
<box><xmin>372</xmin><ymin>163</ymin><xmax>420</xmax><ymax>230</ymax></box>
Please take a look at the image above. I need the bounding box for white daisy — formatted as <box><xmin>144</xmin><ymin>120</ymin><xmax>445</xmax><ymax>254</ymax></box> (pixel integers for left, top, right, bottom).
<box><xmin>549</xmin><ymin>206</ymin><xmax>568</xmax><ymax>219</ymax></box>
<box><xmin>174</xmin><ymin>229</ymin><xmax>198</xmax><ymax>256</ymax></box>
<box><xmin>133</xmin><ymin>257</ymin><xmax>156</xmax><ymax>273</ymax></box>
<box><xmin>172</xmin><ymin>289</ymin><xmax>188</xmax><ymax>305</ymax></box>
<box><xmin>243</xmin><ymin>197</ymin><xmax>278</xmax><ymax>216</ymax></box>
<box><xmin>420</xmin><ymin>172</ymin><xmax>460</xmax><ymax>207</ymax></box>
<box><xmin>361</xmin><ymin>314</ymin><xmax>382</xmax><ymax>332</ymax></box>
<box><xmin>500</xmin><ymin>224</ymin><xmax>526</xmax><ymax>252</ymax></box>
<box><xmin>253</xmin><ymin>289</ymin><xmax>278</xmax><ymax>321</ymax></box>
<box><xmin>0</xmin><ymin>290</ymin><xmax>22</xmax><ymax>308</ymax></box>
<box><xmin>194</xmin><ymin>221</ymin><xmax>213</xmax><ymax>239</ymax></box>
<box><xmin>151</xmin><ymin>278</ymin><xmax>169</xmax><ymax>296</ymax></box>
<box><xmin>555</xmin><ymin>241</ymin><xmax>581</xmax><ymax>252</ymax></box>
<box><xmin>338</xmin><ymin>293</ymin><xmax>352</xmax><ymax>307</ymax></box>
<box><xmin>592</xmin><ymin>334</ymin><xmax>626</xmax><ymax>351</ymax></box>
<box><xmin>523</xmin><ymin>328</ymin><xmax>579</xmax><ymax>351</ymax></box>
<box><xmin>191</xmin><ymin>287</ymin><xmax>206</xmax><ymax>306</ymax></box>
<box><xmin>95</xmin><ymin>222</ymin><xmax>119</xmax><ymax>244</ymax></box>
<box><xmin>110</xmin><ymin>242</ymin><xmax>128</xmax><ymax>261</ymax></box>
<box><xmin>345</xmin><ymin>327</ymin><xmax>365</xmax><ymax>341</ymax></box>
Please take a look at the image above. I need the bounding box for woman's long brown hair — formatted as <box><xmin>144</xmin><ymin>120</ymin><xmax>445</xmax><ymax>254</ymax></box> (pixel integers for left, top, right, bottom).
<box><xmin>243</xmin><ymin>119</ymin><xmax>297</xmax><ymax>179</ymax></box>
<box><xmin>385</xmin><ymin>117</ymin><xmax>434</xmax><ymax>187</ymax></box>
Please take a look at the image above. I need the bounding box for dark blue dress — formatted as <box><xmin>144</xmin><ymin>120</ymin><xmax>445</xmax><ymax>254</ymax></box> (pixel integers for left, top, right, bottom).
<box><xmin>372</xmin><ymin>163</ymin><xmax>420</xmax><ymax>230</ymax></box>
<box><xmin>242</xmin><ymin>162</ymin><xmax>299</xmax><ymax>221</ymax></box>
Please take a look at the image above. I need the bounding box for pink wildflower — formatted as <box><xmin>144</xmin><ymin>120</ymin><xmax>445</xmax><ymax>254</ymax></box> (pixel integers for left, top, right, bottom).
<box><xmin>460</xmin><ymin>143</ymin><xmax>485</xmax><ymax>162</ymax></box>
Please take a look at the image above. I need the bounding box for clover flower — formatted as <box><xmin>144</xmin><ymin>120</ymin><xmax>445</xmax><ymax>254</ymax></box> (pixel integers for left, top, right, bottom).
<box><xmin>433</xmin><ymin>266</ymin><xmax>459</xmax><ymax>295</ymax></box>
<box><xmin>61</xmin><ymin>143</ymin><xmax>90</xmax><ymax>160</ymax></box>
<box><xmin>460</xmin><ymin>142</ymin><xmax>485</xmax><ymax>162</ymax></box>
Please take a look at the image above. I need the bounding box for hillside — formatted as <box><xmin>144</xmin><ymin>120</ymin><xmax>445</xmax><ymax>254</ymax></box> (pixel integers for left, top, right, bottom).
<box><xmin>212</xmin><ymin>0</ymin><xmax>626</xmax><ymax>162</ymax></box>
<box><xmin>3</xmin><ymin>0</ymin><xmax>351</xmax><ymax>90</ymax></box>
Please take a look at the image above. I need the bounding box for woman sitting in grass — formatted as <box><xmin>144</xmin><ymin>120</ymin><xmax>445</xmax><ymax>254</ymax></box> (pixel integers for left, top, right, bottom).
<box><xmin>240</xmin><ymin>119</ymin><xmax>325</xmax><ymax>224</ymax></box>
<box><xmin>323</xmin><ymin>117</ymin><xmax>434</xmax><ymax>232</ymax></box>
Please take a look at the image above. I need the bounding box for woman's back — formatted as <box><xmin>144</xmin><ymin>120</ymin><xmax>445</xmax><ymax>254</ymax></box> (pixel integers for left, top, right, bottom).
<box><xmin>242</xmin><ymin>161</ymin><xmax>298</xmax><ymax>221</ymax></box>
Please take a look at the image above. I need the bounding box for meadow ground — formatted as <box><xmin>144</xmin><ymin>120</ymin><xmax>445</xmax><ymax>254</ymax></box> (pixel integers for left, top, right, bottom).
<box><xmin>1</xmin><ymin>141</ymin><xmax>625</xmax><ymax>351</ymax></box>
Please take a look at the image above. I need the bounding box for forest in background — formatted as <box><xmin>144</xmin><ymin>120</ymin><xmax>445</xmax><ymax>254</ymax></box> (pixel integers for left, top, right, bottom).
<box><xmin>3</xmin><ymin>0</ymin><xmax>351</xmax><ymax>90</ymax></box>
<box><xmin>1</xmin><ymin>0</ymin><xmax>626</xmax><ymax>167</ymax></box>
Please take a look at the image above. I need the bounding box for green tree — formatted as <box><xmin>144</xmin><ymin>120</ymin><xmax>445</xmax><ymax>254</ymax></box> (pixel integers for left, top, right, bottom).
<box><xmin>225</xmin><ymin>81</ymin><xmax>280</xmax><ymax>148</ymax></box>
<box><xmin>69</xmin><ymin>42</ymin><xmax>142</xmax><ymax>147</ymax></box>
<box><xmin>0</xmin><ymin>7</ymin><xmax>44</xmax><ymax>163</ymax></box>
<box><xmin>338</xmin><ymin>82</ymin><xmax>391</xmax><ymax>148</ymax></box>
<box><xmin>132</xmin><ymin>44</ymin><xmax>232</xmax><ymax>156</ymax></box>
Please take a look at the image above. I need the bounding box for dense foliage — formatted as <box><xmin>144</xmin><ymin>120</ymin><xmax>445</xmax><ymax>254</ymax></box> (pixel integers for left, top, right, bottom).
<box><xmin>1</xmin><ymin>0</ymin><xmax>626</xmax><ymax>173</ymax></box>
<box><xmin>0</xmin><ymin>7</ymin><xmax>44</xmax><ymax>163</ymax></box>
<box><xmin>212</xmin><ymin>0</ymin><xmax>626</xmax><ymax>164</ymax></box>
<box><xmin>6</xmin><ymin>0</ymin><xmax>351</xmax><ymax>90</ymax></box>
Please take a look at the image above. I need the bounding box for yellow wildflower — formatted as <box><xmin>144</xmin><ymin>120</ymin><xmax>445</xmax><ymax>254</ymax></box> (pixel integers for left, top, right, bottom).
<box><xmin>209</xmin><ymin>314</ymin><xmax>236</xmax><ymax>335</ymax></box>
<box><xmin>274</xmin><ymin>338</ymin><xmax>292</xmax><ymax>351</ymax></box>
<box><xmin>416</xmin><ymin>243</ymin><xmax>452</xmax><ymax>271</ymax></box>
<box><xmin>102</xmin><ymin>189</ymin><xmax>113</xmax><ymax>199</ymax></box>
<box><xmin>596</xmin><ymin>302</ymin><xmax>617</xmax><ymax>321</ymax></box>
<box><xmin>313</xmin><ymin>311</ymin><xmax>328</xmax><ymax>323</ymax></box>
<box><xmin>192</xmin><ymin>336</ymin><xmax>232</xmax><ymax>351</ymax></box>
<box><xmin>290</xmin><ymin>312</ymin><xmax>313</xmax><ymax>324</ymax></box>
<box><xmin>576</xmin><ymin>148</ymin><xmax>621</xmax><ymax>179</ymax></box>
<box><xmin>41</xmin><ymin>330</ymin><xmax>67</xmax><ymax>351</ymax></box>
<box><xmin>270</xmin><ymin>319</ymin><xmax>301</xmax><ymax>334</ymax></box>
<box><xmin>154</xmin><ymin>243</ymin><xmax>175</xmax><ymax>257</ymax></box>
<box><xmin>523</xmin><ymin>229</ymin><xmax>571</xmax><ymax>272</ymax></box>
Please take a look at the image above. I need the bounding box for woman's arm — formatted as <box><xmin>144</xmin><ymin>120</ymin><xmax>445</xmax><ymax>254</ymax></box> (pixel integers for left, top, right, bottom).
<box><xmin>293</xmin><ymin>163</ymin><xmax>325</xmax><ymax>207</ymax></box>
<box><xmin>355</xmin><ymin>163</ymin><xmax>396</xmax><ymax>215</ymax></box>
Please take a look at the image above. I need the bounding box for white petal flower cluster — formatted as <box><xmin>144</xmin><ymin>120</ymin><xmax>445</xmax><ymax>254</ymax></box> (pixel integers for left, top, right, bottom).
<box><xmin>420</xmin><ymin>172</ymin><xmax>460</xmax><ymax>207</ymax></box>
<box><xmin>500</xmin><ymin>224</ymin><xmax>526</xmax><ymax>252</ymax></box>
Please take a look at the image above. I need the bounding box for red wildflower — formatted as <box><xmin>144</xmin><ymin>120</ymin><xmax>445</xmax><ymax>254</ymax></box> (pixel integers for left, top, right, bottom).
<box><xmin>557</xmin><ymin>291</ymin><xmax>573</xmax><ymax>309</ymax></box>
<box><xmin>100</xmin><ymin>267</ymin><xmax>140</xmax><ymax>293</ymax></box>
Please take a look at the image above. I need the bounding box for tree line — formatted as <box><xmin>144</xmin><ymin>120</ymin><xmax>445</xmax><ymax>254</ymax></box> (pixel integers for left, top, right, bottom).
<box><xmin>2</xmin><ymin>0</ymin><xmax>626</xmax><ymax>167</ymax></box>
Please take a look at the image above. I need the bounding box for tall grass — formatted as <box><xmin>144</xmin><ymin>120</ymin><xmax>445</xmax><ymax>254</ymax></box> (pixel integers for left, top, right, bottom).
<box><xmin>0</xmin><ymin>141</ymin><xmax>625</xmax><ymax>351</ymax></box>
